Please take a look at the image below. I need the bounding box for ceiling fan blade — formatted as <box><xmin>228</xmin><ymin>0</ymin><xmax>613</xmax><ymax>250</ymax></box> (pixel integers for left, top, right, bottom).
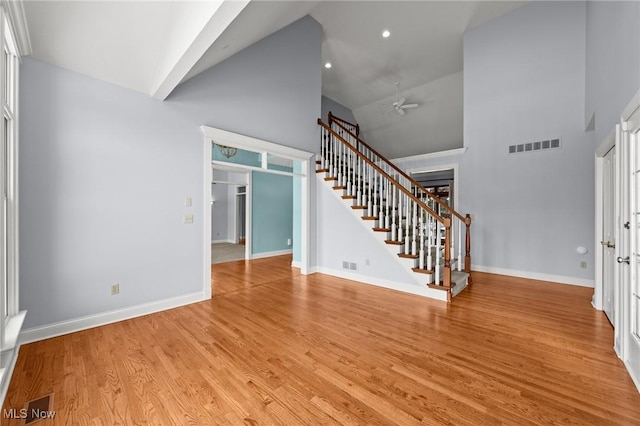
<box><xmin>397</xmin><ymin>108</ymin><xmax>405</xmax><ymax>116</ymax></box>
<box><xmin>401</xmin><ymin>103</ymin><xmax>419</xmax><ymax>109</ymax></box>
<box><xmin>397</xmin><ymin>97</ymin><xmax>406</xmax><ymax>107</ymax></box>
<box><xmin>384</xmin><ymin>106</ymin><xmax>395</xmax><ymax>114</ymax></box>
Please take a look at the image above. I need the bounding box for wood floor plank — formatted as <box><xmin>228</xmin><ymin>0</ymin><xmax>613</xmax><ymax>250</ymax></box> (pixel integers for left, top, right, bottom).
<box><xmin>2</xmin><ymin>256</ymin><xmax>639</xmax><ymax>425</ymax></box>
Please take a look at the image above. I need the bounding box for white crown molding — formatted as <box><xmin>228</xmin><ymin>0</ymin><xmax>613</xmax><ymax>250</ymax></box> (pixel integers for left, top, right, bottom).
<box><xmin>3</xmin><ymin>0</ymin><xmax>32</xmax><ymax>57</ymax></box>
<box><xmin>391</xmin><ymin>147</ymin><xmax>467</xmax><ymax>164</ymax></box>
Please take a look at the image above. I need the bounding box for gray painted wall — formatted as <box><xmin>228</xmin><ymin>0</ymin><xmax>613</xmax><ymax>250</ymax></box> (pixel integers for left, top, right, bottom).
<box><xmin>394</xmin><ymin>1</ymin><xmax>594</xmax><ymax>283</ymax></box>
<box><xmin>462</xmin><ymin>1</ymin><xmax>593</xmax><ymax>280</ymax></box>
<box><xmin>321</xmin><ymin>96</ymin><xmax>356</xmax><ymax>125</ymax></box>
<box><xmin>585</xmin><ymin>1</ymin><xmax>640</xmax><ymax>145</ymax></box>
<box><xmin>19</xmin><ymin>16</ymin><xmax>321</xmax><ymax>329</ymax></box>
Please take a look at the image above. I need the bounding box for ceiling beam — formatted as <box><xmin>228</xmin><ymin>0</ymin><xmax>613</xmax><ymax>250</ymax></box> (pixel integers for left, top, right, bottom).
<box><xmin>151</xmin><ymin>0</ymin><xmax>250</xmax><ymax>101</ymax></box>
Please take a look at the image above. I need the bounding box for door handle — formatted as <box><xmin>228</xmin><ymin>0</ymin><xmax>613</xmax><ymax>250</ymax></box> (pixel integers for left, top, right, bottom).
<box><xmin>617</xmin><ymin>256</ymin><xmax>630</xmax><ymax>264</ymax></box>
<box><xmin>624</xmin><ymin>222</ymin><xmax>631</xmax><ymax>229</ymax></box>
<box><xmin>601</xmin><ymin>241</ymin><xmax>616</xmax><ymax>248</ymax></box>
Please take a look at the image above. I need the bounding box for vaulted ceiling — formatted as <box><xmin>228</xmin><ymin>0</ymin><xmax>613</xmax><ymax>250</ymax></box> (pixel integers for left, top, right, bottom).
<box><xmin>22</xmin><ymin>0</ymin><xmax>525</xmax><ymax>157</ymax></box>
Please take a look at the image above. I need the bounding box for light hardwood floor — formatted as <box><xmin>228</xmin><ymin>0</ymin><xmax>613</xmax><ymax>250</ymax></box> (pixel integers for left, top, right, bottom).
<box><xmin>3</xmin><ymin>256</ymin><xmax>640</xmax><ymax>425</ymax></box>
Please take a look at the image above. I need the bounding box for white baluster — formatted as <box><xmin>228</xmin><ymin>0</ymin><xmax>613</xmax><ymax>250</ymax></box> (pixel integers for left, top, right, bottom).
<box><xmin>384</xmin><ymin>179</ymin><xmax>390</xmax><ymax>229</ymax></box>
<box><xmin>419</xmin><ymin>213</ymin><xmax>425</xmax><ymax>269</ymax></box>
<box><xmin>372</xmin><ymin>171</ymin><xmax>379</xmax><ymax>223</ymax></box>
<box><xmin>356</xmin><ymin>156</ymin><xmax>362</xmax><ymax>205</ymax></box>
<box><xmin>366</xmin><ymin>163</ymin><xmax>373</xmax><ymax>217</ymax></box>
<box><xmin>458</xmin><ymin>220</ymin><xmax>463</xmax><ymax>272</ymax></box>
<box><xmin>391</xmin><ymin>185</ymin><xmax>397</xmax><ymax>241</ymax></box>
<box><xmin>404</xmin><ymin>193</ymin><xmax>411</xmax><ymax>253</ymax></box>
<box><xmin>398</xmin><ymin>189</ymin><xmax>404</xmax><ymax>243</ymax></box>
<box><xmin>378</xmin><ymin>176</ymin><xmax>384</xmax><ymax>224</ymax></box>
<box><xmin>427</xmin><ymin>216</ymin><xmax>433</xmax><ymax>271</ymax></box>
<box><xmin>411</xmin><ymin>199</ymin><xmax>417</xmax><ymax>256</ymax></box>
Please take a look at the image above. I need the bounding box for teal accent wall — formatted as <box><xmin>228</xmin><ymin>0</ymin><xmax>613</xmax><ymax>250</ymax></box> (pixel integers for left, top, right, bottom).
<box><xmin>212</xmin><ymin>145</ymin><xmax>261</xmax><ymax>167</ymax></box>
<box><xmin>251</xmin><ymin>171</ymin><xmax>293</xmax><ymax>255</ymax></box>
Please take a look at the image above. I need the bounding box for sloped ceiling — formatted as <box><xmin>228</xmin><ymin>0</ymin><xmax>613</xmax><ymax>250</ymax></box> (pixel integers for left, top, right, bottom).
<box><xmin>22</xmin><ymin>0</ymin><xmax>525</xmax><ymax>156</ymax></box>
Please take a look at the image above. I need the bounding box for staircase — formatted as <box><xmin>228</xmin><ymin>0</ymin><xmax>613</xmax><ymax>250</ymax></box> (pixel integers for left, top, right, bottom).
<box><xmin>316</xmin><ymin>113</ymin><xmax>472</xmax><ymax>301</ymax></box>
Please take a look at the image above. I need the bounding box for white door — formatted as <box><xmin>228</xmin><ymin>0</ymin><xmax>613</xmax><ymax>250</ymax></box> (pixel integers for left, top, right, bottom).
<box><xmin>603</xmin><ymin>147</ymin><xmax>616</xmax><ymax>324</ymax></box>
<box><xmin>620</xmin><ymin>97</ymin><xmax>640</xmax><ymax>390</ymax></box>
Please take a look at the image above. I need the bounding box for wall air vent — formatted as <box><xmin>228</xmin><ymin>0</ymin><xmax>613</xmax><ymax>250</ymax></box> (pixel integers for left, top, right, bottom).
<box><xmin>508</xmin><ymin>138</ymin><xmax>561</xmax><ymax>155</ymax></box>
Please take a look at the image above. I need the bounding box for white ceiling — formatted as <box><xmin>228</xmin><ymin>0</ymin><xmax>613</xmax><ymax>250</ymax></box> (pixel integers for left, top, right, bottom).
<box><xmin>22</xmin><ymin>0</ymin><xmax>525</xmax><ymax>155</ymax></box>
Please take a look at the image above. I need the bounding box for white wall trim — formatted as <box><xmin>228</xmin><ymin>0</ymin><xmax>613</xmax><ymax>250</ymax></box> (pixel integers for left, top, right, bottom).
<box><xmin>202</xmin><ymin>126</ymin><xmax>313</xmax><ymax>286</ymax></box>
<box><xmin>18</xmin><ymin>292</ymin><xmax>208</xmax><ymax>345</ymax></box>
<box><xmin>3</xmin><ymin>1</ymin><xmax>32</xmax><ymax>57</ymax></box>
<box><xmin>251</xmin><ymin>249</ymin><xmax>293</xmax><ymax>260</ymax></box>
<box><xmin>312</xmin><ymin>266</ymin><xmax>448</xmax><ymax>302</ymax></box>
<box><xmin>391</xmin><ymin>147</ymin><xmax>467</xmax><ymax>163</ymax></box>
<box><xmin>291</xmin><ymin>260</ymin><xmax>302</xmax><ymax>269</ymax></box>
<box><xmin>472</xmin><ymin>264</ymin><xmax>595</xmax><ymax>288</ymax></box>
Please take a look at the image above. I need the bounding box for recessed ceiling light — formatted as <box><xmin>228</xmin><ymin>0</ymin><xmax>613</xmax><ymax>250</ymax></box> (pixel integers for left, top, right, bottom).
<box><xmin>382</xmin><ymin>30</ymin><xmax>391</xmax><ymax>38</ymax></box>
<box><xmin>324</xmin><ymin>62</ymin><xmax>332</xmax><ymax>69</ymax></box>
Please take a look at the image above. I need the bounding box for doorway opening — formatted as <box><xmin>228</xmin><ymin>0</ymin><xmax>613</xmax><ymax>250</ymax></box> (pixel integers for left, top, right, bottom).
<box><xmin>201</xmin><ymin>125</ymin><xmax>313</xmax><ymax>299</ymax></box>
<box><xmin>408</xmin><ymin>164</ymin><xmax>459</xmax><ymax>212</ymax></box>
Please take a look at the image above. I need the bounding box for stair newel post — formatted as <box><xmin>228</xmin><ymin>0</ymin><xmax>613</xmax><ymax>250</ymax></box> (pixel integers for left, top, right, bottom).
<box><xmin>465</xmin><ymin>214</ymin><xmax>472</xmax><ymax>276</ymax></box>
<box><xmin>391</xmin><ymin>184</ymin><xmax>397</xmax><ymax>241</ymax></box>
<box><xmin>418</xmin><ymin>211</ymin><xmax>425</xmax><ymax>269</ymax></box>
<box><xmin>443</xmin><ymin>217</ymin><xmax>452</xmax><ymax>289</ymax></box>
<box><xmin>435</xmin><ymin>219</ymin><xmax>441</xmax><ymax>285</ymax></box>
<box><xmin>426</xmin><ymin>214</ymin><xmax>433</xmax><ymax>272</ymax></box>
<box><xmin>457</xmin><ymin>219</ymin><xmax>463</xmax><ymax>272</ymax></box>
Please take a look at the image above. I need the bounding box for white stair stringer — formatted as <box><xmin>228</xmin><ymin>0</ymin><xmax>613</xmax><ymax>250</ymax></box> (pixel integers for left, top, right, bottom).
<box><xmin>316</xmin><ymin>168</ymin><xmax>468</xmax><ymax>301</ymax></box>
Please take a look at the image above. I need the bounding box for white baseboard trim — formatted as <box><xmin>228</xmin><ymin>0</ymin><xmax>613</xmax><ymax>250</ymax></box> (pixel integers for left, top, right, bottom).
<box><xmin>291</xmin><ymin>260</ymin><xmax>302</xmax><ymax>269</ymax></box>
<box><xmin>19</xmin><ymin>291</ymin><xmax>208</xmax><ymax>345</ymax></box>
<box><xmin>212</xmin><ymin>239</ymin><xmax>235</xmax><ymax>244</ymax></box>
<box><xmin>312</xmin><ymin>266</ymin><xmax>448</xmax><ymax>302</ymax></box>
<box><xmin>471</xmin><ymin>264</ymin><xmax>595</xmax><ymax>288</ymax></box>
<box><xmin>624</xmin><ymin>359</ymin><xmax>640</xmax><ymax>394</ymax></box>
<box><xmin>251</xmin><ymin>249</ymin><xmax>293</xmax><ymax>260</ymax></box>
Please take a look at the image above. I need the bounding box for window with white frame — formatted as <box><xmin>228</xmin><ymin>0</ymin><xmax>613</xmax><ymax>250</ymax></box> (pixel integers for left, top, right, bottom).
<box><xmin>0</xmin><ymin>6</ymin><xmax>23</xmax><ymax>356</ymax></box>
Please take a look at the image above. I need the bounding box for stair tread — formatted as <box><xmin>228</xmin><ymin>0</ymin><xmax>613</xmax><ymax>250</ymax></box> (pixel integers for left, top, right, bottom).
<box><xmin>316</xmin><ymin>168</ymin><xmax>329</xmax><ymax>173</ymax></box>
<box><xmin>341</xmin><ymin>195</ymin><xmax>356</xmax><ymax>199</ymax></box>
<box><xmin>373</xmin><ymin>227</ymin><xmax>391</xmax><ymax>232</ymax></box>
<box><xmin>398</xmin><ymin>253</ymin><xmax>419</xmax><ymax>259</ymax></box>
<box><xmin>351</xmin><ymin>205</ymin><xmax>367</xmax><ymax>210</ymax></box>
<box><xmin>384</xmin><ymin>240</ymin><xmax>403</xmax><ymax>245</ymax></box>
<box><xmin>361</xmin><ymin>216</ymin><xmax>376</xmax><ymax>220</ymax></box>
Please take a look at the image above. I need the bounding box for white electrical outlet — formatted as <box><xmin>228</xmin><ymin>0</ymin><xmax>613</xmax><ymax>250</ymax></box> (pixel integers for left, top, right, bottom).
<box><xmin>287</xmin><ymin>238</ymin><xmax>292</xmax><ymax>246</ymax></box>
<box><xmin>111</xmin><ymin>284</ymin><xmax>120</xmax><ymax>295</ymax></box>
<box><xmin>365</xmin><ymin>258</ymin><xmax>370</xmax><ymax>266</ymax></box>
<box><xmin>185</xmin><ymin>197</ymin><xmax>192</xmax><ymax>207</ymax></box>
<box><xmin>580</xmin><ymin>261</ymin><xmax>587</xmax><ymax>269</ymax></box>
<box><xmin>183</xmin><ymin>214</ymin><xmax>194</xmax><ymax>224</ymax></box>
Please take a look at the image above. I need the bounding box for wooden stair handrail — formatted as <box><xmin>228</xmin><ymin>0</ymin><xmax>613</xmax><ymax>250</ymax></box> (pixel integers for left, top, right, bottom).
<box><xmin>329</xmin><ymin>117</ymin><xmax>467</xmax><ymax>223</ymax></box>
<box><xmin>318</xmin><ymin>119</ymin><xmax>444</xmax><ymax>225</ymax></box>
<box><xmin>328</xmin><ymin>111</ymin><xmax>359</xmax><ymax>136</ymax></box>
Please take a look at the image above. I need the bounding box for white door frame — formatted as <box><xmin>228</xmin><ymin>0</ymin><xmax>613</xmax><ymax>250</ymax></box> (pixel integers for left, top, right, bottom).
<box><xmin>594</xmin><ymin>129</ymin><xmax>616</xmax><ymax>313</ymax></box>
<box><xmin>620</xmin><ymin>89</ymin><xmax>640</xmax><ymax>392</ymax></box>
<box><xmin>201</xmin><ymin>126</ymin><xmax>313</xmax><ymax>299</ymax></box>
<box><xmin>406</xmin><ymin>163</ymin><xmax>460</xmax><ymax>210</ymax></box>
